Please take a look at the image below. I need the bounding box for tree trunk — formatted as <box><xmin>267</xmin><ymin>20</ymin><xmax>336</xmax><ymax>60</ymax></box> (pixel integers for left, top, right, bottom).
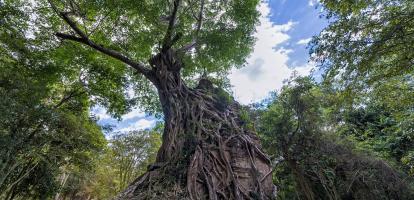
<box><xmin>115</xmin><ymin>49</ymin><xmax>275</xmax><ymax>200</ymax></box>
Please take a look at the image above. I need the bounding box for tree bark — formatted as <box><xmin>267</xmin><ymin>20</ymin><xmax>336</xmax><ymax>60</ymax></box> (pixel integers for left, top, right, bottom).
<box><xmin>115</xmin><ymin>50</ymin><xmax>275</xmax><ymax>200</ymax></box>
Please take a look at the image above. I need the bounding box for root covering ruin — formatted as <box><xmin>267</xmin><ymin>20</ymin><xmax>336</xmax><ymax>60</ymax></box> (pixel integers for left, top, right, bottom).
<box><xmin>114</xmin><ymin>50</ymin><xmax>275</xmax><ymax>200</ymax></box>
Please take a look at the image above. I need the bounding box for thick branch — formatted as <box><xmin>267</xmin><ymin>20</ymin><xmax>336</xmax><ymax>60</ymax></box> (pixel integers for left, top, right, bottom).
<box><xmin>162</xmin><ymin>0</ymin><xmax>182</xmax><ymax>51</ymax></box>
<box><xmin>179</xmin><ymin>41</ymin><xmax>197</xmax><ymax>52</ymax></box>
<box><xmin>194</xmin><ymin>0</ymin><xmax>205</xmax><ymax>41</ymax></box>
<box><xmin>49</xmin><ymin>0</ymin><xmax>153</xmax><ymax>79</ymax></box>
<box><xmin>55</xmin><ymin>33</ymin><xmax>152</xmax><ymax>78</ymax></box>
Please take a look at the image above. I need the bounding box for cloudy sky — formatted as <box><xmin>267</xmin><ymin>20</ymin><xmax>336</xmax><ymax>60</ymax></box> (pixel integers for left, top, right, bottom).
<box><xmin>94</xmin><ymin>0</ymin><xmax>327</xmax><ymax>134</ymax></box>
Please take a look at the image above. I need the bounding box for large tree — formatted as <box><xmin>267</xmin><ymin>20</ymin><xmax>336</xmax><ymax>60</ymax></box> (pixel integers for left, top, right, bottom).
<box><xmin>4</xmin><ymin>0</ymin><xmax>275</xmax><ymax>199</ymax></box>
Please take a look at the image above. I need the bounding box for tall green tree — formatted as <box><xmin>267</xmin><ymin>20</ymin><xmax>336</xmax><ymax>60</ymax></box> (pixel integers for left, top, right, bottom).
<box><xmin>2</xmin><ymin>0</ymin><xmax>275</xmax><ymax>199</ymax></box>
<box><xmin>311</xmin><ymin>0</ymin><xmax>414</xmax><ymax>176</ymax></box>
<box><xmin>0</xmin><ymin>31</ymin><xmax>106</xmax><ymax>200</ymax></box>
<box><xmin>1</xmin><ymin>2</ymin><xmax>112</xmax><ymax>199</ymax></box>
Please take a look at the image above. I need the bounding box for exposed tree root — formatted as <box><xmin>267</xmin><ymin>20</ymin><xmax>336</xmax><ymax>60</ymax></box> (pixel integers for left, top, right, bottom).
<box><xmin>114</xmin><ymin>50</ymin><xmax>275</xmax><ymax>200</ymax></box>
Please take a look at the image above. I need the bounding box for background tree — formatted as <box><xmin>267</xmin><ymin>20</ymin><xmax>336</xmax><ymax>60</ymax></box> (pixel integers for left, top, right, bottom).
<box><xmin>1</xmin><ymin>2</ymin><xmax>126</xmax><ymax>199</ymax></box>
<box><xmin>311</xmin><ymin>0</ymin><xmax>414</xmax><ymax>177</ymax></box>
<box><xmin>110</xmin><ymin>130</ymin><xmax>161</xmax><ymax>192</ymax></box>
<box><xmin>53</xmin><ymin>129</ymin><xmax>161</xmax><ymax>200</ymax></box>
<box><xmin>0</xmin><ymin>8</ymin><xmax>107</xmax><ymax>199</ymax></box>
<box><xmin>311</xmin><ymin>0</ymin><xmax>414</xmax><ymax>92</ymax></box>
<box><xmin>257</xmin><ymin>76</ymin><xmax>413</xmax><ymax>200</ymax></box>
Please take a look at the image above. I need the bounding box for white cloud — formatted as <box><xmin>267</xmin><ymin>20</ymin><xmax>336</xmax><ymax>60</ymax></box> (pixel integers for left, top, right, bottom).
<box><xmin>92</xmin><ymin>106</ymin><xmax>111</xmax><ymax>120</ymax></box>
<box><xmin>91</xmin><ymin>106</ymin><xmax>155</xmax><ymax>134</ymax></box>
<box><xmin>308</xmin><ymin>0</ymin><xmax>320</xmax><ymax>7</ymax></box>
<box><xmin>229</xmin><ymin>2</ymin><xmax>313</xmax><ymax>104</ymax></box>
<box><xmin>118</xmin><ymin>118</ymin><xmax>155</xmax><ymax>132</ymax></box>
<box><xmin>297</xmin><ymin>38</ymin><xmax>312</xmax><ymax>45</ymax></box>
<box><xmin>293</xmin><ymin>61</ymin><xmax>315</xmax><ymax>77</ymax></box>
<box><xmin>122</xmin><ymin>108</ymin><xmax>145</xmax><ymax>120</ymax></box>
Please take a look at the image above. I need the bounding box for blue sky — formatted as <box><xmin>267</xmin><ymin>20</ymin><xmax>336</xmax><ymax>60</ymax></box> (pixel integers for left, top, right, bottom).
<box><xmin>229</xmin><ymin>0</ymin><xmax>327</xmax><ymax>103</ymax></box>
<box><xmin>269</xmin><ymin>0</ymin><xmax>327</xmax><ymax>67</ymax></box>
<box><xmin>94</xmin><ymin>0</ymin><xmax>327</xmax><ymax>135</ymax></box>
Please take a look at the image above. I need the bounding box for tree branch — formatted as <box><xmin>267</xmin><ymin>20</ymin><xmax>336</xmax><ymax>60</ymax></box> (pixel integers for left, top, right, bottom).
<box><xmin>178</xmin><ymin>0</ymin><xmax>205</xmax><ymax>53</ymax></box>
<box><xmin>194</xmin><ymin>0</ymin><xmax>205</xmax><ymax>40</ymax></box>
<box><xmin>48</xmin><ymin>0</ymin><xmax>153</xmax><ymax>79</ymax></box>
<box><xmin>179</xmin><ymin>41</ymin><xmax>198</xmax><ymax>52</ymax></box>
<box><xmin>55</xmin><ymin>33</ymin><xmax>152</xmax><ymax>77</ymax></box>
<box><xmin>162</xmin><ymin>0</ymin><xmax>182</xmax><ymax>51</ymax></box>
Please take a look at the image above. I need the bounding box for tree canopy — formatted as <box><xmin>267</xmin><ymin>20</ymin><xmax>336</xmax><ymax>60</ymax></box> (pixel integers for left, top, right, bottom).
<box><xmin>256</xmin><ymin>76</ymin><xmax>413</xmax><ymax>200</ymax></box>
<box><xmin>311</xmin><ymin>0</ymin><xmax>414</xmax><ymax>92</ymax></box>
<box><xmin>2</xmin><ymin>0</ymin><xmax>260</xmax><ymax>116</ymax></box>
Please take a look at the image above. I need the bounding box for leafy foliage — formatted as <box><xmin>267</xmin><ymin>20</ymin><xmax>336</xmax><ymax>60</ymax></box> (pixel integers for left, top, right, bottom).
<box><xmin>0</xmin><ymin>40</ymin><xmax>106</xmax><ymax>199</ymax></box>
<box><xmin>311</xmin><ymin>0</ymin><xmax>414</xmax><ymax>177</ymax></box>
<box><xmin>311</xmin><ymin>0</ymin><xmax>414</xmax><ymax>92</ymax></box>
<box><xmin>2</xmin><ymin>0</ymin><xmax>260</xmax><ymax>115</ymax></box>
<box><xmin>0</xmin><ymin>3</ymin><xmax>108</xmax><ymax>198</ymax></box>
<box><xmin>110</xmin><ymin>130</ymin><xmax>161</xmax><ymax>191</ymax></box>
<box><xmin>257</xmin><ymin>76</ymin><xmax>413</xmax><ymax>200</ymax></box>
<box><xmin>54</xmin><ymin>129</ymin><xmax>161</xmax><ymax>200</ymax></box>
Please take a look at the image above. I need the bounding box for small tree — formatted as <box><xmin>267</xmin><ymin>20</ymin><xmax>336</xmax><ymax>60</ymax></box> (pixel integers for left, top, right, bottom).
<box><xmin>111</xmin><ymin>130</ymin><xmax>161</xmax><ymax>192</ymax></box>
